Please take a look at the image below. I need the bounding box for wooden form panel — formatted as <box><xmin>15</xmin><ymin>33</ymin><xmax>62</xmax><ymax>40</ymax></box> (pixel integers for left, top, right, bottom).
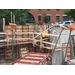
<box><xmin>5</xmin><ymin>46</ymin><xmax>12</xmax><ymax>60</ymax></box>
<box><xmin>19</xmin><ymin>47</ymin><xmax>29</xmax><ymax>57</ymax></box>
<box><xmin>0</xmin><ymin>47</ymin><xmax>5</xmax><ymax>62</ymax></box>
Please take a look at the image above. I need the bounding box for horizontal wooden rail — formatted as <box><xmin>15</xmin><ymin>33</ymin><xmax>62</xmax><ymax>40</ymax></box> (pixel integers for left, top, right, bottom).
<box><xmin>0</xmin><ymin>42</ymin><xmax>33</xmax><ymax>47</ymax></box>
<box><xmin>43</xmin><ymin>46</ymin><xmax>52</xmax><ymax>49</ymax></box>
<box><xmin>0</xmin><ymin>38</ymin><xmax>32</xmax><ymax>42</ymax></box>
<box><xmin>42</xmin><ymin>37</ymin><xmax>51</xmax><ymax>41</ymax></box>
<box><xmin>15</xmin><ymin>32</ymin><xmax>33</xmax><ymax>34</ymax></box>
<box><xmin>42</xmin><ymin>41</ymin><xmax>60</xmax><ymax>47</ymax></box>
<box><xmin>42</xmin><ymin>34</ymin><xmax>59</xmax><ymax>36</ymax></box>
<box><xmin>55</xmin><ymin>49</ymin><xmax>61</xmax><ymax>51</ymax></box>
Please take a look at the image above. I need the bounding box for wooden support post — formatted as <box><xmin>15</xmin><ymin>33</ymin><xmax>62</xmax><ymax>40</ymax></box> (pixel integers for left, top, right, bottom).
<box><xmin>33</xmin><ymin>32</ymin><xmax>35</xmax><ymax>46</ymax></box>
<box><xmin>40</xmin><ymin>28</ymin><xmax>42</xmax><ymax>49</ymax></box>
<box><xmin>11</xmin><ymin>11</ymin><xmax>12</xmax><ymax>23</ymax></box>
<box><xmin>6</xmin><ymin>32</ymin><xmax>9</xmax><ymax>47</ymax></box>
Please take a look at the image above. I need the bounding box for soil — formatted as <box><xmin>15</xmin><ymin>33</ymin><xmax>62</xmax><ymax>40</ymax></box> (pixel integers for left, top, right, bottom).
<box><xmin>0</xmin><ymin>60</ymin><xmax>12</xmax><ymax>65</ymax></box>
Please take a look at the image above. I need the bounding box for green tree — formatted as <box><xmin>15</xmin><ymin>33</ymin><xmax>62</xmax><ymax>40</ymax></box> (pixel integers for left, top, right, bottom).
<box><xmin>43</xmin><ymin>13</ymin><xmax>48</xmax><ymax>23</ymax></box>
<box><xmin>19</xmin><ymin>20</ymin><xmax>26</xmax><ymax>25</ymax></box>
<box><xmin>0</xmin><ymin>9</ymin><xmax>30</xmax><ymax>25</ymax></box>
<box><xmin>63</xmin><ymin>9</ymin><xmax>75</xmax><ymax>21</ymax></box>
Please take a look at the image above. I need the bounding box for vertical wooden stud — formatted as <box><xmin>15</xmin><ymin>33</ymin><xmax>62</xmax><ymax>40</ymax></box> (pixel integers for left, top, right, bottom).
<box><xmin>33</xmin><ymin>32</ymin><xmax>35</xmax><ymax>46</ymax></box>
<box><xmin>11</xmin><ymin>11</ymin><xmax>12</xmax><ymax>23</ymax></box>
<box><xmin>6</xmin><ymin>32</ymin><xmax>9</xmax><ymax>47</ymax></box>
<box><xmin>40</xmin><ymin>27</ymin><xmax>42</xmax><ymax>49</ymax></box>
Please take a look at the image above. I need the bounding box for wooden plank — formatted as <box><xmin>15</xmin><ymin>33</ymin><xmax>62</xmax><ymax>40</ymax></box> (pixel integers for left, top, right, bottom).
<box><xmin>6</xmin><ymin>32</ymin><xmax>9</xmax><ymax>46</ymax></box>
<box><xmin>0</xmin><ymin>32</ymin><xmax>12</xmax><ymax>34</ymax></box>
<box><xmin>14</xmin><ymin>38</ymin><xmax>30</xmax><ymax>40</ymax></box>
<box><xmin>35</xmin><ymin>39</ymin><xmax>40</xmax><ymax>42</ymax></box>
<box><xmin>0</xmin><ymin>32</ymin><xmax>6</xmax><ymax>34</ymax></box>
<box><xmin>55</xmin><ymin>49</ymin><xmax>61</xmax><ymax>51</ymax></box>
<box><xmin>33</xmin><ymin>25</ymin><xmax>55</xmax><ymax>39</ymax></box>
<box><xmin>28</xmin><ymin>38</ymin><xmax>33</xmax><ymax>40</ymax></box>
<box><xmin>43</xmin><ymin>46</ymin><xmax>52</xmax><ymax>49</ymax></box>
<box><xmin>43</xmin><ymin>46</ymin><xmax>61</xmax><ymax>51</ymax></box>
<box><xmin>33</xmin><ymin>32</ymin><xmax>35</xmax><ymax>46</ymax></box>
<box><xmin>34</xmin><ymin>33</ymin><xmax>41</xmax><ymax>34</ymax></box>
<box><xmin>42</xmin><ymin>33</ymin><xmax>59</xmax><ymax>36</ymax></box>
<box><xmin>40</xmin><ymin>28</ymin><xmax>42</xmax><ymax>48</ymax></box>
<box><xmin>8</xmin><ymin>38</ymin><xmax>31</xmax><ymax>40</ymax></box>
<box><xmin>42</xmin><ymin>41</ymin><xmax>60</xmax><ymax>47</ymax></box>
<box><xmin>42</xmin><ymin>37</ymin><xmax>51</xmax><ymax>41</ymax></box>
<box><xmin>0</xmin><ymin>38</ymin><xmax>31</xmax><ymax>42</ymax></box>
<box><xmin>15</xmin><ymin>32</ymin><xmax>33</xmax><ymax>34</ymax></box>
<box><xmin>0</xmin><ymin>39</ymin><xmax>7</xmax><ymax>42</ymax></box>
<box><xmin>0</xmin><ymin>42</ymin><xmax>33</xmax><ymax>47</ymax></box>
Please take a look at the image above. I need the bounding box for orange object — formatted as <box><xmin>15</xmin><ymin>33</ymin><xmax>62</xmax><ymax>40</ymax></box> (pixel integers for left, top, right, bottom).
<box><xmin>46</xmin><ymin>61</ymin><xmax>48</xmax><ymax>65</ymax></box>
<box><xmin>61</xmin><ymin>26</ymin><xmax>65</xmax><ymax>31</ymax></box>
<box><xmin>68</xmin><ymin>24</ymin><xmax>75</xmax><ymax>31</ymax></box>
<box><xmin>54</xmin><ymin>63</ymin><xmax>55</xmax><ymax>65</ymax></box>
<box><xmin>44</xmin><ymin>30</ymin><xmax>49</xmax><ymax>37</ymax></box>
<box><xmin>9</xmin><ymin>23</ymin><xmax>16</xmax><ymax>30</ymax></box>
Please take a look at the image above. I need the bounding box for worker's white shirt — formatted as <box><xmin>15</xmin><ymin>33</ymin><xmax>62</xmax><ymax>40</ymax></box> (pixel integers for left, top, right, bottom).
<box><xmin>49</xmin><ymin>29</ymin><xmax>52</xmax><ymax>32</ymax></box>
<box><xmin>44</xmin><ymin>25</ymin><xmax>46</xmax><ymax>31</ymax></box>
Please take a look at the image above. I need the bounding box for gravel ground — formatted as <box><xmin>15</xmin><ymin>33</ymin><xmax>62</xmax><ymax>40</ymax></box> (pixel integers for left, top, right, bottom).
<box><xmin>0</xmin><ymin>60</ymin><xmax>12</xmax><ymax>65</ymax></box>
<box><xmin>0</xmin><ymin>26</ymin><xmax>60</xmax><ymax>65</ymax></box>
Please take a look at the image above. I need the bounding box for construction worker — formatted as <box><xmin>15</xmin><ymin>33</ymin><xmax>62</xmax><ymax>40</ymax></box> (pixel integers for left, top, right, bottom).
<box><xmin>49</xmin><ymin>28</ymin><xmax>52</xmax><ymax>42</ymax></box>
<box><xmin>49</xmin><ymin>28</ymin><xmax>52</xmax><ymax>34</ymax></box>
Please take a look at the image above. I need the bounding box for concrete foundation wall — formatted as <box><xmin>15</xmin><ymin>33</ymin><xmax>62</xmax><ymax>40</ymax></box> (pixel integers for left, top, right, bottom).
<box><xmin>53</xmin><ymin>28</ymin><xmax>75</xmax><ymax>65</ymax></box>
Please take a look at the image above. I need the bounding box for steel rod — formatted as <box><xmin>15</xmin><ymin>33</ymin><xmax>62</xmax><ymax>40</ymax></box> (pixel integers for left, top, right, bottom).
<box><xmin>70</xmin><ymin>35</ymin><xmax>74</xmax><ymax>59</ymax></box>
<box><xmin>63</xmin><ymin>31</ymin><xmax>71</xmax><ymax>65</ymax></box>
<box><xmin>70</xmin><ymin>41</ymin><xmax>72</xmax><ymax>59</ymax></box>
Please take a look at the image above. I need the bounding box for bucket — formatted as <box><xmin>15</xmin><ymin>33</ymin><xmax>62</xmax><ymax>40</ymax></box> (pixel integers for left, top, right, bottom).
<box><xmin>68</xmin><ymin>24</ymin><xmax>75</xmax><ymax>31</ymax></box>
<box><xmin>9</xmin><ymin>23</ymin><xmax>16</xmax><ymax>30</ymax></box>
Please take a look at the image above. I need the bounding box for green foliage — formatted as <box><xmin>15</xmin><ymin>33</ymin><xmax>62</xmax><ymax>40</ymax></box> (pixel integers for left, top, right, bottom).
<box><xmin>0</xmin><ymin>9</ymin><xmax>30</xmax><ymax>25</ymax></box>
<box><xmin>33</xmin><ymin>21</ymin><xmax>39</xmax><ymax>25</ymax></box>
<box><xmin>36</xmin><ymin>22</ymin><xmax>39</xmax><ymax>25</ymax></box>
<box><xmin>63</xmin><ymin>9</ymin><xmax>75</xmax><ymax>21</ymax></box>
<box><xmin>44</xmin><ymin>23</ymin><xmax>50</xmax><ymax>25</ymax></box>
<box><xmin>43</xmin><ymin>13</ymin><xmax>48</xmax><ymax>23</ymax></box>
<box><xmin>19</xmin><ymin>20</ymin><xmax>26</xmax><ymax>25</ymax></box>
<box><xmin>33</xmin><ymin>21</ymin><xmax>37</xmax><ymax>25</ymax></box>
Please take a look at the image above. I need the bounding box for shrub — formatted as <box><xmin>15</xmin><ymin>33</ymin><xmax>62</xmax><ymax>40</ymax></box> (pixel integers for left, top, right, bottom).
<box><xmin>19</xmin><ymin>20</ymin><xmax>26</xmax><ymax>25</ymax></box>
<box><xmin>43</xmin><ymin>13</ymin><xmax>48</xmax><ymax>23</ymax></box>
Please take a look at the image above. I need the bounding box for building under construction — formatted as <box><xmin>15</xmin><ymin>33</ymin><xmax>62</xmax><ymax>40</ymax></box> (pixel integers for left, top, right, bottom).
<box><xmin>0</xmin><ymin>18</ymin><xmax>75</xmax><ymax>65</ymax></box>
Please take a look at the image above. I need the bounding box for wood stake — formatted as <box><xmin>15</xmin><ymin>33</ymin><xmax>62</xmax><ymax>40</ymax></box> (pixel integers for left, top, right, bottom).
<box><xmin>40</xmin><ymin>28</ymin><xmax>42</xmax><ymax>49</ymax></box>
<box><xmin>6</xmin><ymin>32</ymin><xmax>9</xmax><ymax>46</ymax></box>
<box><xmin>11</xmin><ymin>11</ymin><xmax>12</xmax><ymax>23</ymax></box>
<box><xmin>33</xmin><ymin>32</ymin><xmax>35</xmax><ymax>46</ymax></box>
